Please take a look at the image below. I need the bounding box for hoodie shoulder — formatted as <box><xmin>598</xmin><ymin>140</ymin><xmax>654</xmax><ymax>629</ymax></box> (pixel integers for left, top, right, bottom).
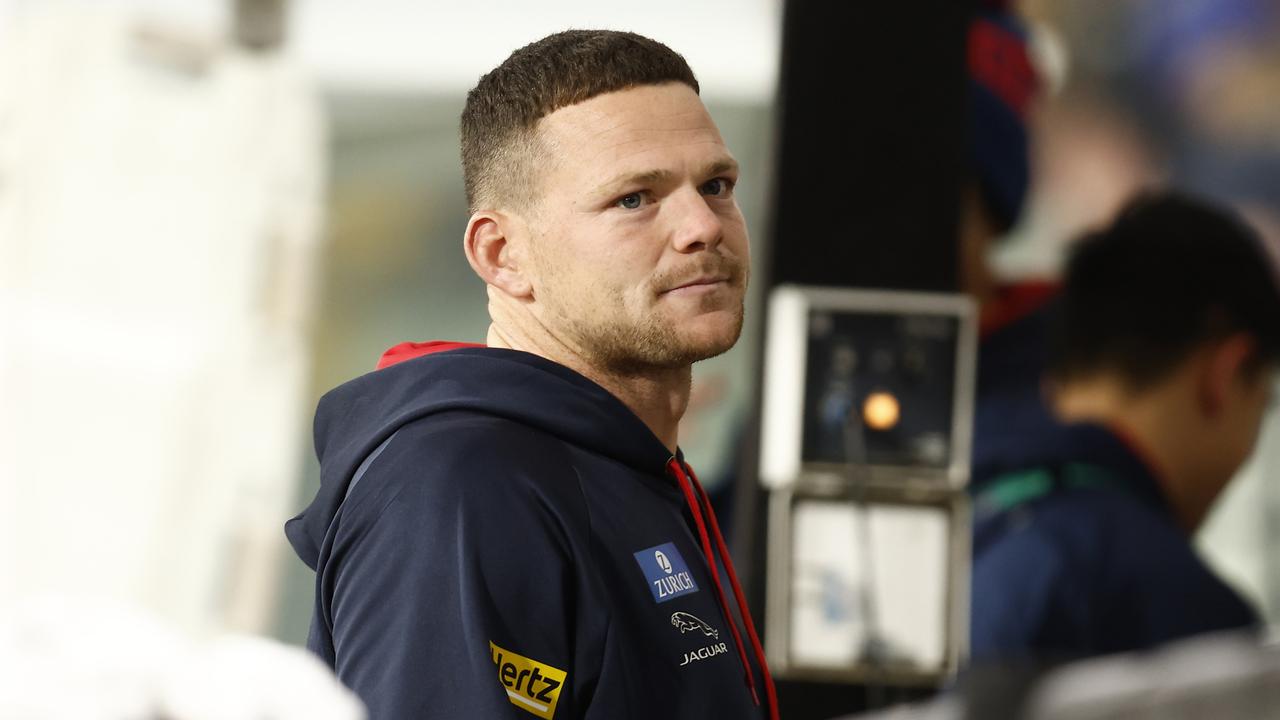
<box><xmin>338</xmin><ymin>411</ymin><xmax>590</xmax><ymax>547</ymax></box>
<box><xmin>288</xmin><ymin>346</ymin><xmax>670</xmax><ymax>572</ymax></box>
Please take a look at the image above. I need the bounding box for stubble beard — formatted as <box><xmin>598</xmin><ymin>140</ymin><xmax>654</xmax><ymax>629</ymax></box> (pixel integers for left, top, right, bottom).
<box><xmin>574</xmin><ymin>291</ymin><xmax>747</xmax><ymax>376</ymax></box>
<box><xmin>543</xmin><ymin>269</ymin><xmax>748</xmax><ymax>376</ymax></box>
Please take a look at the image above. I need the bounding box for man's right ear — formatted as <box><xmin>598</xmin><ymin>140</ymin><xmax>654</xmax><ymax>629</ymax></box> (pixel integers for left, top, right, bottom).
<box><xmin>463</xmin><ymin>212</ymin><xmax>533</xmax><ymax>299</ymax></box>
<box><xmin>1197</xmin><ymin>333</ymin><xmax>1256</xmax><ymax>419</ymax></box>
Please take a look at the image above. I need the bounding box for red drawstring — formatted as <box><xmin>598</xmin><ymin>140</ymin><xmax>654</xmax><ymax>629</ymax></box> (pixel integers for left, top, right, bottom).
<box><xmin>669</xmin><ymin>460</ymin><xmax>757</xmax><ymax>704</ymax></box>
<box><xmin>686</xmin><ymin>463</ymin><xmax>779</xmax><ymax>720</ymax></box>
<box><xmin>668</xmin><ymin>459</ymin><xmax>779</xmax><ymax>720</ymax></box>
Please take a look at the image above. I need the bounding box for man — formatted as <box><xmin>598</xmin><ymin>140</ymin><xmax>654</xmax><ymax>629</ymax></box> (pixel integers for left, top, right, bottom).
<box><xmin>285</xmin><ymin>30</ymin><xmax>778</xmax><ymax>719</ymax></box>
<box><xmin>970</xmin><ymin>192</ymin><xmax>1279</xmax><ymax>662</ymax></box>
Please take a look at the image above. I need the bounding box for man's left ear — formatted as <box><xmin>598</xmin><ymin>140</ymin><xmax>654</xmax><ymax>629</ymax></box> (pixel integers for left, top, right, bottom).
<box><xmin>1200</xmin><ymin>333</ymin><xmax>1257</xmax><ymax>417</ymax></box>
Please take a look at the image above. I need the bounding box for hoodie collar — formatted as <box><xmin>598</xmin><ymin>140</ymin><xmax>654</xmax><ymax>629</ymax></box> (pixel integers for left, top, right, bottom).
<box><xmin>971</xmin><ymin>421</ymin><xmax>1173</xmax><ymax>516</ymax></box>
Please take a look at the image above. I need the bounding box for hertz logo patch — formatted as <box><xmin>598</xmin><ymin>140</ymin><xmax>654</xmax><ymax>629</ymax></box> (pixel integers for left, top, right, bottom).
<box><xmin>489</xmin><ymin>641</ymin><xmax>567</xmax><ymax>719</ymax></box>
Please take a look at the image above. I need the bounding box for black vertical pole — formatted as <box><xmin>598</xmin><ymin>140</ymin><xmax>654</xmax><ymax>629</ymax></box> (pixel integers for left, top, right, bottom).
<box><xmin>766</xmin><ymin>1</ymin><xmax>969</xmax><ymax>293</ymax></box>
<box><xmin>742</xmin><ymin>2</ymin><xmax>972</xmax><ymax>717</ymax></box>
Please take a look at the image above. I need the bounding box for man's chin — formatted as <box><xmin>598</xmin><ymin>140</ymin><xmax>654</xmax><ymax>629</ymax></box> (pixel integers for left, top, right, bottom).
<box><xmin>592</xmin><ymin>327</ymin><xmax>740</xmax><ymax>374</ymax></box>
<box><xmin>579</xmin><ymin>303</ymin><xmax>745</xmax><ymax>373</ymax></box>
<box><xmin>669</xmin><ymin>315</ymin><xmax>744</xmax><ymax>364</ymax></box>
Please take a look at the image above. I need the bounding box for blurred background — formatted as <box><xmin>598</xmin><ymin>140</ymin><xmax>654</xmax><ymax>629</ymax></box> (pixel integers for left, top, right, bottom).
<box><xmin>1</xmin><ymin>0</ymin><xmax>1278</xmax><ymax>710</ymax></box>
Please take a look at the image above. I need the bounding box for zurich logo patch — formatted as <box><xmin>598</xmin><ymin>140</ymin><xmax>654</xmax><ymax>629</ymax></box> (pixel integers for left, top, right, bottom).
<box><xmin>633</xmin><ymin>542</ymin><xmax>698</xmax><ymax>603</ymax></box>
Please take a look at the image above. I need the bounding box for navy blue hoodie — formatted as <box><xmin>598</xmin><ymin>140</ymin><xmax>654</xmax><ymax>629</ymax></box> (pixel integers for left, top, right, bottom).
<box><xmin>286</xmin><ymin>343</ymin><xmax>776</xmax><ymax>719</ymax></box>
<box><xmin>969</xmin><ymin>421</ymin><xmax>1259</xmax><ymax>662</ymax></box>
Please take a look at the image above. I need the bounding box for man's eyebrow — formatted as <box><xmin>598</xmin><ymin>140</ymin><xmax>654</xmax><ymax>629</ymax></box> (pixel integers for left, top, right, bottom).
<box><xmin>702</xmin><ymin>158</ymin><xmax>739</xmax><ymax>178</ymax></box>
<box><xmin>593</xmin><ymin>158</ymin><xmax>740</xmax><ymax>198</ymax></box>
<box><xmin>597</xmin><ymin>168</ymin><xmax>674</xmax><ymax>196</ymax></box>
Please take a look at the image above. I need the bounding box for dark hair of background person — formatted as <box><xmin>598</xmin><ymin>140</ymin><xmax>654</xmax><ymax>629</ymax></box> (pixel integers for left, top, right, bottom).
<box><xmin>460</xmin><ymin>29</ymin><xmax>700</xmax><ymax>213</ymax></box>
<box><xmin>1049</xmin><ymin>191</ymin><xmax>1280</xmax><ymax>390</ymax></box>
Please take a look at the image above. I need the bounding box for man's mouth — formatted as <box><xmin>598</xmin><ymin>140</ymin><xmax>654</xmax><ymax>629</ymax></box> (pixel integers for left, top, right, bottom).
<box><xmin>663</xmin><ymin>275</ymin><xmax>732</xmax><ymax>295</ymax></box>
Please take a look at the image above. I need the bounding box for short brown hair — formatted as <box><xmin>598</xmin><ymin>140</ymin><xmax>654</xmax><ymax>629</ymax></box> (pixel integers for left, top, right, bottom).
<box><xmin>460</xmin><ymin>30</ymin><xmax>700</xmax><ymax>212</ymax></box>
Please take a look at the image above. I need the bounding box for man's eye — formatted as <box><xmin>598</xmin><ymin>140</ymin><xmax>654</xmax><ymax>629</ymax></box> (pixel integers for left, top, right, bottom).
<box><xmin>617</xmin><ymin>192</ymin><xmax>644</xmax><ymax>210</ymax></box>
<box><xmin>701</xmin><ymin>178</ymin><xmax>734</xmax><ymax>196</ymax></box>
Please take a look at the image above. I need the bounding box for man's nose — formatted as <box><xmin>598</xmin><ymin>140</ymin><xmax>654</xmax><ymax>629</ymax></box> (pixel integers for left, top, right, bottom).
<box><xmin>667</xmin><ymin>187</ymin><xmax>724</xmax><ymax>253</ymax></box>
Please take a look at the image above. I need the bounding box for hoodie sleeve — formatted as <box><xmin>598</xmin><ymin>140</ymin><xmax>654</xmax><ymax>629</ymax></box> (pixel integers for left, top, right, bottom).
<box><xmin>321</xmin><ymin>415</ymin><xmax>593</xmax><ymax>719</ymax></box>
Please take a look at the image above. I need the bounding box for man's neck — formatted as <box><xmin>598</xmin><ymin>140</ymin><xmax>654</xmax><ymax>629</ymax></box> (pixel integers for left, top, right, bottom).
<box><xmin>486</xmin><ymin>323</ymin><xmax>690</xmax><ymax>453</ymax></box>
<box><xmin>1052</xmin><ymin>376</ymin><xmax>1209</xmax><ymax>532</ymax></box>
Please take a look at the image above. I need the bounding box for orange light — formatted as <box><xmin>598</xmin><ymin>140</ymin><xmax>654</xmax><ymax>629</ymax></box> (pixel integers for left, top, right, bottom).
<box><xmin>863</xmin><ymin>391</ymin><xmax>900</xmax><ymax>431</ymax></box>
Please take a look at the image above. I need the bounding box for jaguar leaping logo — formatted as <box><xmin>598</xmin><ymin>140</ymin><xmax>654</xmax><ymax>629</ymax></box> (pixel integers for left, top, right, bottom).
<box><xmin>670</xmin><ymin>612</ymin><xmax>719</xmax><ymax>640</ymax></box>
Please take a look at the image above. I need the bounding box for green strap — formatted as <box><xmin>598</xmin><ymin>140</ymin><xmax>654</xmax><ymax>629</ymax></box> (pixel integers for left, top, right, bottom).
<box><xmin>974</xmin><ymin>462</ymin><xmax>1126</xmax><ymax>519</ymax></box>
<box><xmin>977</xmin><ymin>468</ymin><xmax>1054</xmax><ymax>515</ymax></box>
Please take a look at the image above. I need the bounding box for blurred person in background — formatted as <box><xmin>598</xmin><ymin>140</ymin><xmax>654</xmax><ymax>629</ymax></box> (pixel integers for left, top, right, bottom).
<box><xmin>960</xmin><ymin>0</ymin><xmax>1062</xmax><ymax>493</ymax></box>
<box><xmin>0</xmin><ymin>0</ymin><xmax>325</xmax><ymax>639</ymax></box>
<box><xmin>286</xmin><ymin>30</ymin><xmax>778</xmax><ymax>719</ymax></box>
<box><xmin>969</xmin><ymin>192</ymin><xmax>1279</xmax><ymax>662</ymax></box>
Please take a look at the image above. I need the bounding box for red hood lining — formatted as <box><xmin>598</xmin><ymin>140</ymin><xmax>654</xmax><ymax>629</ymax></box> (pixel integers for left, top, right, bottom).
<box><xmin>376</xmin><ymin>341</ymin><xmax>486</xmax><ymax>370</ymax></box>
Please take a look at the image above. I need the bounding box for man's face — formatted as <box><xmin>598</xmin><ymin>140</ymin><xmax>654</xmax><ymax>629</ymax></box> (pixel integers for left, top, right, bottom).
<box><xmin>521</xmin><ymin>83</ymin><xmax>749</xmax><ymax>374</ymax></box>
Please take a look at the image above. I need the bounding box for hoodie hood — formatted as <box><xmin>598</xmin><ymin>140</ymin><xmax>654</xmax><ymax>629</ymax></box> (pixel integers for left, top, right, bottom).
<box><xmin>285</xmin><ymin>343</ymin><xmax>675</xmax><ymax>570</ymax></box>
